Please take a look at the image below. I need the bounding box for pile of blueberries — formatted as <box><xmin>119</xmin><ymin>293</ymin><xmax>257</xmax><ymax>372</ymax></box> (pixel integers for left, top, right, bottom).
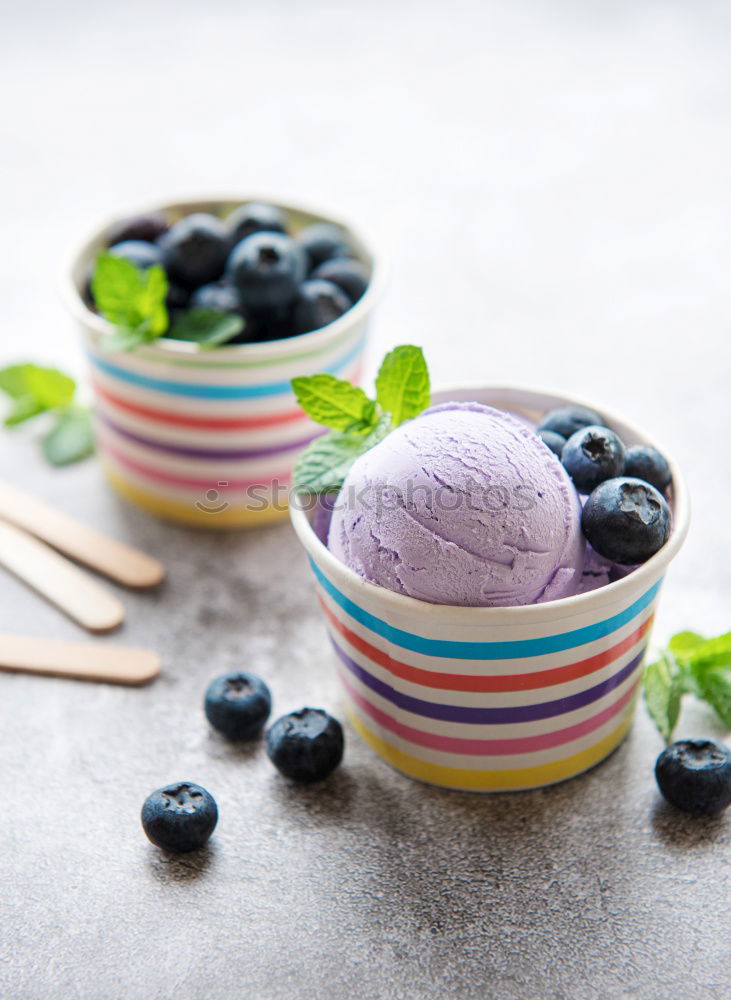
<box><xmin>536</xmin><ymin>405</ymin><xmax>673</xmax><ymax>566</ymax></box>
<box><xmin>141</xmin><ymin>671</ymin><xmax>343</xmax><ymax>853</ymax></box>
<box><xmin>90</xmin><ymin>202</ymin><xmax>370</xmax><ymax>343</ymax></box>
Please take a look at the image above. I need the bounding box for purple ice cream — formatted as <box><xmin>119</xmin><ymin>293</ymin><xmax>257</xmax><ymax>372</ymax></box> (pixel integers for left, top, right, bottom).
<box><xmin>327</xmin><ymin>402</ymin><xmax>586</xmax><ymax>607</ymax></box>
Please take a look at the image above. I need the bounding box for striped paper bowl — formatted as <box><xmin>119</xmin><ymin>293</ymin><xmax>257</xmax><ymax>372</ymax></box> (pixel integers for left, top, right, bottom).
<box><xmin>290</xmin><ymin>386</ymin><xmax>690</xmax><ymax>792</ymax></box>
<box><xmin>64</xmin><ymin>196</ymin><xmax>382</xmax><ymax>528</ymax></box>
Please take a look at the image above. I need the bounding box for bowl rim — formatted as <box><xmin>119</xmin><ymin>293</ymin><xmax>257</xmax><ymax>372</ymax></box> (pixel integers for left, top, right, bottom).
<box><xmin>61</xmin><ymin>193</ymin><xmax>386</xmax><ymax>363</ymax></box>
<box><xmin>289</xmin><ymin>383</ymin><xmax>691</xmax><ymax>625</ymax></box>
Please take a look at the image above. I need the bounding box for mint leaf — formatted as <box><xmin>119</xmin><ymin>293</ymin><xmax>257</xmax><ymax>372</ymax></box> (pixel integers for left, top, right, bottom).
<box><xmin>292</xmin><ymin>374</ymin><xmax>377</xmax><ymax>431</ymax></box>
<box><xmin>643</xmin><ymin>651</ymin><xmax>685</xmax><ymax>743</ymax></box>
<box><xmin>375</xmin><ymin>345</ymin><xmax>430</xmax><ymax>427</ymax></box>
<box><xmin>697</xmin><ymin>667</ymin><xmax>731</xmax><ymax>728</ymax></box>
<box><xmin>91</xmin><ymin>254</ymin><xmax>169</xmax><ymax>350</ymax></box>
<box><xmin>668</xmin><ymin>631</ymin><xmax>705</xmax><ymax>658</ymax></box>
<box><xmin>0</xmin><ymin>364</ymin><xmax>75</xmax><ymax>426</ymax></box>
<box><xmin>169</xmin><ymin>308</ymin><xmax>244</xmax><ymax>348</ymax></box>
<box><xmin>293</xmin><ymin>413</ymin><xmax>392</xmax><ymax>494</ymax></box>
<box><xmin>42</xmin><ymin>408</ymin><xmax>95</xmax><ymax>466</ymax></box>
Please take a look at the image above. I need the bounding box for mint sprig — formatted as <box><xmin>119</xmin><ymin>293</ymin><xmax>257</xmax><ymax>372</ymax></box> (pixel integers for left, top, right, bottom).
<box><xmin>91</xmin><ymin>254</ymin><xmax>169</xmax><ymax>352</ymax></box>
<box><xmin>0</xmin><ymin>363</ymin><xmax>94</xmax><ymax>466</ymax></box>
<box><xmin>169</xmin><ymin>308</ymin><xmax>245</xmax><ymax>349</ymax></box>
<box><xmin>291</xmin><ymin>345</ymin><xmax>430</xmax><ymax>494</ymax></box>
<box><xmin>643</xmin><ymin>630</ymin><xmax>731</xmax><ymax>742</ymax></box>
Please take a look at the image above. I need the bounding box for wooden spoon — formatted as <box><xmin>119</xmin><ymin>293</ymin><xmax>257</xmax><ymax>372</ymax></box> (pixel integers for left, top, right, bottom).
<box><xmin>0</xmin><ymin>633</ymin><xmax>160</xmax><ymax>685</ymax></box>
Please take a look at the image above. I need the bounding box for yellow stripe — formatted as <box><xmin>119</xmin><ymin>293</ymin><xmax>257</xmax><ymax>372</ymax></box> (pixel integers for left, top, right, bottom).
<box><xmin>347</xmin><ymin>709</ymin><xmax>635</xmax><ymax>791</ymax></box>
<box><xmin>103</xmin><ymin>465</ymin><xmax>289</xmax><ymax>529</ymax></box>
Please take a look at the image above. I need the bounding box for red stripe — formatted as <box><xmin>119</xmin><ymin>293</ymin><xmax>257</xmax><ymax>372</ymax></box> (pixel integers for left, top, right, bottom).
<box><xmin>341</xmin><ymin>670</ymin><xmax>639</xmax><ymax>755</ymax></box>
<box><xmin>92</xmin><ymin>378</ymin><xmax>307</xmax><ymax>430</ymax></box>
<box><xmin>318</xmin><ymin>595</ymin><xmax>653</xmax><ymax>693</ymax></box>
<box><xmin>101</xmin><ymin>439</ymin><xmax>291</xmax><ymax>490</ymax></box>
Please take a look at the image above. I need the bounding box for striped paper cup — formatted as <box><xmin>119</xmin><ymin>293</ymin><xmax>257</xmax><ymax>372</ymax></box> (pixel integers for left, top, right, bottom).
<box><xmin>64</xmin><ymin>196</ymin><xmax>382</xmax><ymax>528</ymax></box>
<box><xmin>290</xmin><ymin>386</ymin><xmax>690</xmax><ymax>792</ymax></box>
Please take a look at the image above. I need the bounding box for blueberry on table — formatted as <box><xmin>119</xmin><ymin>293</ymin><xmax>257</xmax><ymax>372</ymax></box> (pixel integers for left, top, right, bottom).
<box><xmin>624</xmin><ymin>445</ymin><xmax>672</xmax><ymax>494</ymax></box>
<box><xmin>190</xmin><ymin>280</ymin><xmax>243</xmax><ymax>315</ymax></box>
<box><xmin>561</xmin><ymin>425</ymin><xmax>626</xmax><ymax>493</ymax></box>
<box><xmin>292</xmin><ymin>279</ymin><xmax>351</xmax><ymax>334</ymax></box>
<box><xmin>227</xmin><ymin>232</ymin><xmax>305</xmax><ymax>312</ymax></box>
<box><xmin>108</xmin><ymin>240</ymin><xmax>163</xmax><ymax>270</ymax></box>
<box><xmin>204</xmin><ymin>671</ymin><xmax>272</xmax><ymax>740</ymax></box>
<box><xmin>312</xmin><ymin>258</ymin><xmax>369</xmax><ymax>304</ymax></box>
<box><xmin>581</xmin><ymin>477</ymin><xmax>671</xmax><ymax>564</ymax></box>
<box><xmin>158</xmin><ymin>213</ymin><xmax>229</xmax><ymax>289</ymax></box>
<box><xmin>227</xmin><ymin>201</ymin><xmax>286</xmax><ymax>244</ymax></box>
<box><xmin>266</xmin><ymin>708</ymin><xmax>344</xmax><ymax>783</ymax></box>
<box><xmin>107</xmin><ymin>211</ymin><xmax>169</xmax><ymax>246</ymax></box>
<box><xmin>537</xmin><ymin>405</ymin><xmax>604</xmax><ymax>440</ymax></box>
<box><xmin>537</xmin><ymin>429</ymin><xmax>566</xmax><ymax>457</ymax></box>
<box><xmin>655</xmin><ymin>740</ymin><xmax>731</xmax><ymax>816</ymax></box>
<box><xmin>296</xmin><ymin>223</ymin><xmax>350</xmax><ymax>270</ymax></box>
<box><xmin>141</xmin><ymin>782</ymin><xmax>218</xmax><ymax>852</ymax></box>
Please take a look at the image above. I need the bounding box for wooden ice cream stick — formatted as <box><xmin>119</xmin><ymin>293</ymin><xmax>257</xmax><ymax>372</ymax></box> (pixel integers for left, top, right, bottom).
<box><xmin>0</xmin><ymin>520</ymin><xmax>124</xmax><ymax>633</ymax></box>
<box><xmin>0</xmin><ymin>633</ymin><xmax>160</xmax><ymax>685</ymax></box>
<box><xmin>0</xmin><ymin>478</ymin><xmax>164</xmax><ymax>588</ymax></box>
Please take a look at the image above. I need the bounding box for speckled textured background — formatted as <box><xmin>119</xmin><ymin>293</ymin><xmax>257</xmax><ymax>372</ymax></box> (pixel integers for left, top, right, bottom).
<box><xmin>1</xmin><ymin>2</ymin><xmax>730</xmax><ymax>998</ymax></box>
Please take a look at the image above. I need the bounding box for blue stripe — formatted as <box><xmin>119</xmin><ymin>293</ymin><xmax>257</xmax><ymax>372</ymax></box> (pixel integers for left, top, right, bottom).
<box><xmin>309</xmin><ymin>557</ymin><xmax>662</xmax><ymax>660</ymax></box>
<box><xmin>89</xmin><ymin>333</ymin><xmax>365</xmax><ymax>400</ymax></box>
<box><xmin>332</xmin><ymin>638</ymin><xmax>644</xmax><ymax>723</ymax></box>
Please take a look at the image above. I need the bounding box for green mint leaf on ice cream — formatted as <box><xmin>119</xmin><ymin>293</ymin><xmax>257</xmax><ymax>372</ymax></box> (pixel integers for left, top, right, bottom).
<box><xmin>0</xmin><ymin>362</ymin><xmax>94</xmax><ymax>466</ymax></box>
<box><xmin>169</xmin><ymin>308</ymin><xmax>244</xmax><ymax>348</ymax></box>
<box><xmin>91</xmin><ymin>254</ymin><xmax>169</xmax><ymax>351</ymax></box>
<box><xmin>643</xmin><ymin>629</ymin><xmax>731</xmax><ymax>742</ymax></box>
<box><xmin>375</xmin><ymin>345</ymin><xmax>430</xmax><ymax>426</ymax></box>
<box><xmin>291</xmin><ymin>345</ymin><xmax>431</xmax><ymax>494</ymax></box>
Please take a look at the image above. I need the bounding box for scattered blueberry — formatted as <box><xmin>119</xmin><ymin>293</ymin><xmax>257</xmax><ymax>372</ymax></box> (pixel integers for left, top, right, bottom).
<box><xmin>108</xmin><ymin>212</ymin><xmax>169</xmax><ymax>246</ymax></box>
<box><xmin>561</xmin><ymin>425</ymin><xmax>626</xmax><ymax>493</ymax></box>
<box><xmin>537</xmin><ymin>405</ymin><xmax>605</xmax><ymax>440</ymax></box>
<box><xmin>190</xmin><ymin>281</ymin><xmax>243</xmax><ymax>314</ymax></box>
<box><xmin>227</xmin><ymin>202</ymin><xmax>286</xmax><ymax>244</ymax></box>
<box><xmin>624</xmin><ymin>445</ymin><xmax>672</xmax><ymax>494</ymax></box>
<box><xmin>227</xmin><ymin>232</ymin><xmax>305</xmax><ymax>313</ymax></box>
<box><xmin>655</xmin><ymin>740</ymin><xmax>731</xmax><ymax>816</ymax></box>
<box><xmin>312</xmin><ymin>258</ymin><xmax>369</xmax><ymax>304</ymax></box>
<box><xmin>158</xmin><ymin>213</ymin><xmax>229</xmax><ymax>289</ymax></box>
<box><xmin>108</xmin><ymin>240</ymin><xmax>162</xmax><ymax>270</ymax></box>
<box><xmin>538</xmin><ymin>429</ymin><xmax>566</xmax><ymax>457</ymax></box>
<box><xmin>296</xmin><ymin>223</ymin><xmax>350</xmax><ymax>270</ymax></box>
<box><xmin>141</xmin><ymin>782</ymin><xmax>218</xmax><ymax>852</ymax></box>
<box><xmin>582</xmin><ymin>477</ymin><xmax>671</xmax><ymax>564</ymax></box>
<box><xmin>266</xmin><ymin>708</ymin><xmax>344</xmax><ymax>783</ymax></box>
<box><xmin>204</xmin><ymin>671</ymin><xmax>272</xmax><ymax>740</ymax></box>
<box><xmin>292</xmin><ymin>279</ymin><xmax>351</xmax><ymax>334</ymax></box>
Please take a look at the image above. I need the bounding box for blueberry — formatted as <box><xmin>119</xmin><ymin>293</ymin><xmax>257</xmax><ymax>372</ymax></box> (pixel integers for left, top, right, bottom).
<box><xmin>311</xmin><ymin>258</ymin><xmax>368</xmax><ymax>304</ymax></box>
<box><xmin>561</xmin><ymin>425</ymin><xmax>626</xmax><ymax>493</ymax></box>
<box><xmin>266</xmin><ymin>708</ymin><xmax>344</xmax><ymax>783</ymax></box>
<box><xmin>158</xmin><ymin>213</ymin><xmax>229</xmax><ymax>289</ymax></box>
<box><xmin>226</xmin><ymin>202</ymin><xmax>287</xmax><ymax>244</ymax></box>
<box><xmin>292</xmin><ymin>279</ymin><xmax>351</xmax><ymax>334</ymax></box>
<box><xmin>538</xmin><ymin>429</ymin><xmax>566</xmax><ymax>457</ymax></box>
<box><xmin>108</xmin><ymin>212</ymin><xmax>169</xmax><ymax>246</ymax></box>
<box><xmin>190</xmin><ymin>281</ymin><xmax>243</xmax><ymax>314</ymax></box>
<box><xmin>624</xmin><ymin>445</ymin><xmax>672</xmax><ymax>494</ymax></box>
<box><xmin>227</xmin><ymin>232</ymin><xmax>305</xmax><ymax>313</ymax></box>
<box><xmin>108</xmin><ymin>240</ymin><xmax>163</xmax><ymax>270</ymax></box>
<box><xmin>655</xmin><ymin>740</ymin><xmax>731</xmax><ymax>816</ymax></box>
<box><xmin>296</xmin><ymin>223</ymin><xmax>350</xmax><ymax>270</ymax></box>
<box><xmin>204</xmin><ymin>671</ymin><xmax>271</xmax><ymax>740</ymax></box>
<box><xmin>166</xmin><ymin>282</ymin><xmax>191</xmax><ymax>313</ymax></box>
<box><xmin>537</xmin><ymin>405</ymin><xmax>605</xmax><ymax>440</ymax></box>
<box><xmin>582</xmin><ymin>477</ymin><xmax>671</xmax><ymax>564</ymax></box>
<box><xmin>141</xmin><ymin>782</ymin><xmax>218</xmax><ymax>852</ymax></box>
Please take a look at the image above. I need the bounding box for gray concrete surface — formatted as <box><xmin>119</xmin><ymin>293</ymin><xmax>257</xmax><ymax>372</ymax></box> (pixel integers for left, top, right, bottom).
<box><xmin>1</xmin><ymin>1</ymin><xmax>730</xmax><ymax>997</ymax></box>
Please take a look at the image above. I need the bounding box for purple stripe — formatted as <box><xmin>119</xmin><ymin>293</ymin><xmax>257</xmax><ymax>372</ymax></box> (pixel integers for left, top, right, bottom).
<box><xmin>97</xmin><ymin>411</ymin><xmax>321</xmax><ymax>460</ymax></box>
<box><xmin>330</xmin><ymin>637</ymin><xmax>645</xmax><ymax>724</ymax></box>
